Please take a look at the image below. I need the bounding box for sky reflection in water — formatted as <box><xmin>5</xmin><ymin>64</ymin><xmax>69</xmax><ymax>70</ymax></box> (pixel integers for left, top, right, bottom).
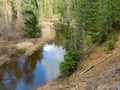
<box><xmin>0</xmin><ymin>43</ymin><xmax>65</xmax><ymax>90</ymax></box>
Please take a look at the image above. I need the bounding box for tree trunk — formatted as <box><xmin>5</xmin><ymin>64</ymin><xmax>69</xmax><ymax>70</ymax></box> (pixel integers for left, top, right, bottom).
<box><xmin>3</xmin><ymin>0</ymin><xmax>11</xmax><ymax>34</ymax></box>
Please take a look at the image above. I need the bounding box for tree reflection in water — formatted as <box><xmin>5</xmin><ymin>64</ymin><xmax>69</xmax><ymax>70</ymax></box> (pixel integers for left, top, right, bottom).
<box><xmin>0</xmin><ymin>43</ymin><xmax>65</xmax><ymax>90</ymax></box>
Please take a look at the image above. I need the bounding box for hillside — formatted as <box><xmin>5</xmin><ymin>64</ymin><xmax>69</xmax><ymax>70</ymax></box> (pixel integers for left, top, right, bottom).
<box><xmin>37</xmin><ymin>35</ymin><xmax>120</xmax><ymax>90</ymax></box>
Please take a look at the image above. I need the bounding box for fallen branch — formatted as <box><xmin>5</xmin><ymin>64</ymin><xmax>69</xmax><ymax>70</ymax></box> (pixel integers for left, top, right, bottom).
<box><xmin>69</xmin><ymin>49</ymin><xmax>119</xmax><ymax>81</ymax></box>
<box><xmin>79</xmin><ymin>49</ymin><xmax>118</xmax><ymax>76</ymax></box>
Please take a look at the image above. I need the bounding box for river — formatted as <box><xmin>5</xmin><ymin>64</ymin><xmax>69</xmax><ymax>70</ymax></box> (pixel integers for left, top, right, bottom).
<box><xmin>0</xmin><ymin>24</ymin><xmax>66</xmax><ymax>90</ymax></box>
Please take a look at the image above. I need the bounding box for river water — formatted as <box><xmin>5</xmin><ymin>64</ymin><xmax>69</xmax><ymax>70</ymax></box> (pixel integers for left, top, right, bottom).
<box><xmin>0</xmin><ymin>24</ymin><xmax>66</xmax><ymax>90</ymax></box>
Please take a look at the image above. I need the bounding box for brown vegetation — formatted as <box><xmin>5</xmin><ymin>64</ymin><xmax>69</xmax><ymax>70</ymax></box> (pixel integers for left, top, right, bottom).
<box><xmin>37</xmin><ymin>35</ymin><xmax>120</xmax><ymax>90</ymax></box>
<box><xmin>0</xmin><ymin>18</ymin><xmax>56</xmax><ymax>66</ymax></box>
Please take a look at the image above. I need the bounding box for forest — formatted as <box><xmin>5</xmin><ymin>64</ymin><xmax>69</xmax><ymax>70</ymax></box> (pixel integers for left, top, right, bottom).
<box><xmin>0</xmin><ymin>0</ymin><xmax>120</xmax><ymax>90</ymax></box>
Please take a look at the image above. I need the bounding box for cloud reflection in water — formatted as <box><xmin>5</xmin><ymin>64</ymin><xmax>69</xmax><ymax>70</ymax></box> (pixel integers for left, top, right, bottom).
<box><xmin>0</xmin><ymin>43</ymin><xmax>65</xmax><ymax>90</ymax></box>
<box><xmin>41</xmin><ymin>43</ymin><xmax>65</xmax><ymax>82</ymax></box>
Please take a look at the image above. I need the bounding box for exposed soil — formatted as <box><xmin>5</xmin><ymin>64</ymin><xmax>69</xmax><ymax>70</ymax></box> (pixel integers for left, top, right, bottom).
<box><xmin>37</xmin><ymin>35</ymin><xmax>120</xmax><ymax>90</ymax></box>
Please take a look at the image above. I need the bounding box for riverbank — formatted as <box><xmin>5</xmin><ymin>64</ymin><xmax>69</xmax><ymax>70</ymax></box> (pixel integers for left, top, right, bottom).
<box><xmin>0</xmin><ymin>18</ymin><xmax>57</xmax><ymax>66</ymax></box>
<box><xmin>37</xmin><ymin>34</ymin><xmax>120</xmax><ymax>90</ymax></box>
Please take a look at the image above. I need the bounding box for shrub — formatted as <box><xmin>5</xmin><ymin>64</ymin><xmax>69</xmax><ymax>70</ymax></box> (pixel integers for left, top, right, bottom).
<box><xmin>23</xmin><ymin>10</ymin><xmax>41</xmax><ymax>38</ymax></box>
<box><xmin>110</xmin><ymin>33</ymin><xmax>118</xmax><ymax>42</ymax></box>
<box><xmin>105</xmin><ymin>40</ymin><xmax>115</xmax><ymax>53</ymax></box>
<box><xmin>59</xmin><ymin>51</ymin><xmax>81</xmax><ymax>76</ymax></box>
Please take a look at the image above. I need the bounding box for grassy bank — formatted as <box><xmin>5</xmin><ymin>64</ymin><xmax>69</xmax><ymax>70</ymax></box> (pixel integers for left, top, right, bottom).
<box><xmin>0</xmin><ymin>19</ymin><xmax>56</xmax><ymax>66</ymax></box>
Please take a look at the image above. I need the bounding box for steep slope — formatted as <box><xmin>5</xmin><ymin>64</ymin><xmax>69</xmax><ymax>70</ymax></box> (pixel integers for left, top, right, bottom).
<box><xmin>37</xmin><ymin>35</ymin><xmax>120</xmax><ymax>90</ymax></box>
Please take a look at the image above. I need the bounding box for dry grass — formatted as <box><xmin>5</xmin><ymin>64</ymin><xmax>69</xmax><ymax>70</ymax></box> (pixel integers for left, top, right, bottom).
<box><xmin>37</xmin><ymin>34</ymin><xmax>120</xmax><ymax>90</ymax></box>
<box><xmin>0</xmin><ymin>18</ymin><xmax>56</xmax><ymax>66</ymax></box>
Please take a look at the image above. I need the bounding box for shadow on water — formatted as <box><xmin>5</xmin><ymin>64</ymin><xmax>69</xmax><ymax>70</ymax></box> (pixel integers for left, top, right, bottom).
<box><xmin>0</xmin><ymin>24</ymin><xmax>66</xmax><ymax>90</ymax></box>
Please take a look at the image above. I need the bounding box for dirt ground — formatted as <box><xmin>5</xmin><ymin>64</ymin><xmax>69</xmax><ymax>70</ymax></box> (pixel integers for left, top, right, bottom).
<box><xmin>37</xmin><ymin>35</ymin><xmax>120</xmax><ymax>90</ymax></box>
